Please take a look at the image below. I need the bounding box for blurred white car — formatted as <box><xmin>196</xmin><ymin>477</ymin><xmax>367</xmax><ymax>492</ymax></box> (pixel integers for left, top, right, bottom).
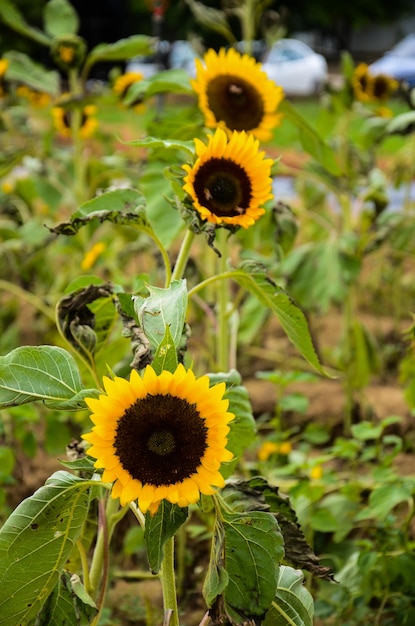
<box><xmin>168</xmin><ymin>40</ymin><xmax>201</xmax><ymax>78</ymax></box>
<box><xmin>261</xmin><ymin>39</ymin><xmax>328</xmax><ymax>96</ymax></box>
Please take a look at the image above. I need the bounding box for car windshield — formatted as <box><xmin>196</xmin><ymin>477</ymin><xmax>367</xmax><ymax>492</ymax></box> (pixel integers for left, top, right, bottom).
<box><xmin>389</xmin><ymin>35</ymin><xmax>415</xmax><ymax>57</ymax></box>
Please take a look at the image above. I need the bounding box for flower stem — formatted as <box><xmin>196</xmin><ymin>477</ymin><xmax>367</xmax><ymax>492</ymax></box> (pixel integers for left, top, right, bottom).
<box><xmin>159</xmin><ymin>536</ymin><xmax>180</xmax><ymax>626</ymax></box>
<box><xmin>171</xmin><ymin>228</ymin><xmax>195</xmax><ymax>283</ymax></box>
<box><xmin>216</xmin><ymin>228</ymin><xmax>230</xmax><ymax>372</ymax></box>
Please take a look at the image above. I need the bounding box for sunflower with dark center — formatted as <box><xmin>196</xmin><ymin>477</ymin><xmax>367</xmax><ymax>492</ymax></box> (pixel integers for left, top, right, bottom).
<box><xmin>372</xmin><ymin>73</ymin><xmax>398</xmax><ymax>101</ymax></box>
<box><xmin>352</xmin><ymin>63</ymin><xmax>373</xmax><ymax>102</ymax></box>
<box><xmin>82</xmin><ymin>364</ymin><xmax>234</xmax><ymax>514</ymax></box>
<box><xmin>192</xmin><ymin>47</ymin><xmax>284</xmax><ymax>141</ymax></box>
<box><xmin>182</xmin><ymin>127</ymin><xmax>273</xmax><ymax>228</ymax></box>
<box><xmin>52</xmin><ymin>104</ymin><xmax>98</xmax><ymax>139</ymax></box>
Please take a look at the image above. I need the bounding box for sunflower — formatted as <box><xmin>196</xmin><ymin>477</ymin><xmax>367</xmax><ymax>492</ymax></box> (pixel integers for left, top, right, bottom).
<box><xmin>192</xmin><ymin>47</ymin><xmax>284</xmax><ymax>141</ymax></box>
<box><xmin>113</xmin><ymin>71</ymin><xmax>144</xmax><ymax>98</ymax></box>
<box><xmin>82</xmin><ymin>364</ymin><xmax>234</xmax><ymax>514</ymax></box>
<box><xmin>52</xmin><ymin>103</ymin><xmax>98</xmax><ymax>139</ymax></box>
<box><xmin>352</xmin><ymin>63</ymin><xmax>398</xmax><ymax>104</ymax></box>
<box><xmin>182</xmin><ymin>127</ymin><xmax>273</xmax><ymax>228</ymax></box>
<box><xmin>16</xmin><ymin>85</ymin><xmax>51</xmax><ymax>107</ymax></box>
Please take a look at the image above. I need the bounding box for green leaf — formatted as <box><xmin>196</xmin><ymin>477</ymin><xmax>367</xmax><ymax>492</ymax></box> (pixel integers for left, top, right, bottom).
<box><xmin>232</xmin><ymin>261</ymin><xmax>328</xmax><ymax>376</ymax></box>
<box><xmin>125</xmin><ymin>136</ymin><xmax>195</xmax><ymax>159</ymax></box>
<box><xmin>35</xmin><ymin>571</ymin><xmax>97</xmax><ymax>625</ymax></box>
<box><xmin>0</xmin><ymin>471</ymin><xmax>92</xmax><ymax>626</ymax></box>
<box><xmin>86</xmin><ymin>34</ymin><xmax>154</xmax><ymax>66</ymax></box>
<box><xmin>203</xmin><ymin>518</ymin><xmax>229</xmax><ymax>606</ymax></box>
<box><xmin>133</xmin><ymin>280</ymin><xmax>188</xmax><ymax>353</ymax></box>
<box><xmin>4</xmin><ymin>50</ymin><xmax>60</xmax><ymax>96</ymax></box>
<box><xmin>48</xmin><ymin>188</ymin><xmax>149</xmax><ymax>236</ymax></box>
<box><xmin>0</xmin><ymin>346</ymin><xmax>84</xmax><ymax>408</ymax></box>
<box><xmin>125</xmin><ymin>69</ymin><xmax>194</xmax><ymax>101</ymax></box>
<box><xmin>144</xmin><ymin>501</ymin><xmax>188</xmax><ymax>574</ymax></box>
<box><xmin>208</xmin><ymin>370</ymin><xmax>256</xmax><ymax>477</ymax></box>
<box><xmin>355</xmin><ymin>482</ymin><xmax>413</xmax><ymax>521</ymax></box>
<box><xmin>186</xmin><ymin>0</ymin><xmax>236</xmax><ymax>43</ymax></box>
<box><xmin>139</xmin><ymin>160</ymin><xmax>184</xmax><ymax>248</ymax></box>
<box><xmin>223</xmin><ymin>510</ymin><xmax>283</xmax><ymax>619</ymax></box>
<box><xmin>152</xmin><ymin>324</ymin><xmax>179</xmax><ymax>375</ymax></box>
<box><xmin>0</xmin><ymin>0</ymin><xmax>51</xmax><ymax>45</ymax></box>
<box><xmin>43</xmin><ymin>0</ymin><xmax>79</xmax><ymax>37</ymax></box>
<box><xmin>263</xmin><ymin>566</ymin><xmax>314</xmax><ymax>626</ymax></box>
<box><xmin>279</xmin><ymin>99</ymin><xmax>342</xmax><ymax>176</ymax></box>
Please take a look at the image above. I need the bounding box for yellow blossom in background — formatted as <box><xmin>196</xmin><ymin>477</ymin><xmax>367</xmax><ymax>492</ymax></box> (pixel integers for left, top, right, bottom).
<box><xmin>192</xmin><ymin>47</ymin><xmax>284</xmax><ymax>142</ymax></box>
<box><xmin>58</xmin><ymin>45</ymin><xmax>75</xmax><ymax>64</ymax></box>
<box><xmin>52</xmin><ymin>103</ymin><xmax>98</xmax><ymax>139</ymax></box>
<box><xmin>258</xmin><ymin>441</ymin><xmax>292</xmax><ymax>461</ymax></box>
<box><xmin>81</xmin><ymin>242</ymin><xmax>106</xmax><ymax>270</ymax></box>
<box><xmin>16</xmin><ymin>85</ymin><xmax>51</xmax><ymax>108</ymax></box>
<box><xmin>182</xmin><ymin>127</ymin><xmax>273</xmax><ymax>229</ymax></box>
<box><xmin>310</xmin><ymin>465</ymin><xmax>323</xmax><ymax>480</ymax></box>
<box><xmin>1</xmin><ymin>181</ymin><xmax>14</xmax><ymax>194</ymax></box>
<box><xmin>352</xmin><ymin>63</ymin><xmax>398</xmax><ymax>104</ymax></box>
<box><xmin>0</xmin><ymin>58</ymin><xmax>8</xmax><ymax>77</ymax></box>
<box><xmin>113</xmin><ymin>71</ymin><xmax>146</xmax><ymax>112</ymax></box>
<box><xmin>82</xmin><ymin>364</ymin><xmax>234</xmax><ymax>514</ymax></box>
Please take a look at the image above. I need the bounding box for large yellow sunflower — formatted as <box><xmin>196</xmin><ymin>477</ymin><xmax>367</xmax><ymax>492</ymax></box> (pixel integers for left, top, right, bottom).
<box><xmin>192</xmin><ymin>47</ymin><xmax>284</xmax><ymax>142</ymax></box>
<box><xmin>82</xmin><ymin>364</ymin><xmax>234</xmax><ymax>515</ymax></box>
<box><xmin>52</xmin><ymin>104</ymin><xmax>98</xmax><ymax>139</ymax></box>
<box><xmin>182</xmin><ymin>127</ymin><xmax>273</xmax><ymax>228</ymax></box>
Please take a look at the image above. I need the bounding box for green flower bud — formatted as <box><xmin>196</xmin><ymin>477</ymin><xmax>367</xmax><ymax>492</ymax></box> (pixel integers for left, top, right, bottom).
<box><xmin>51</xmin><ymin>34</ymin><xmax>87</xmax><ymax>70</ymax></box>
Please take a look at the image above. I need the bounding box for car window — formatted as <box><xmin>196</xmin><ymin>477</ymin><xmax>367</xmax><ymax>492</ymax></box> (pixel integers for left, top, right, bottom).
<box><xmin>267</xmin><ymin>47</ymin><xmax>304</xmax><ymax>62</ymax></box>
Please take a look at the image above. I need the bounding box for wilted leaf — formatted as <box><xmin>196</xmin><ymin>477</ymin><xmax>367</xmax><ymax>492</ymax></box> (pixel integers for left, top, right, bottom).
<box><xmin>48</xmin><ymin>188</ymin><xmax>149</xmax><ymax>236</ymax></box>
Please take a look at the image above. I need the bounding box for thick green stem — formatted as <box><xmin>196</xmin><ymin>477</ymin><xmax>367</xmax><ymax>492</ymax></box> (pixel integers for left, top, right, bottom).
<box><xmin>159</xmin><ymin>536</ymin><xmax>180</xmax><ymax>626</ymax></box>
<box><xmin>216</xmin><ymin>229</ymin><xmax>230</xmax><ymax>372</ymax></box>
<box><xmin>171</xmin><ymin>229</ymin><xmax>195</xmax><ymax>283</ymax></box>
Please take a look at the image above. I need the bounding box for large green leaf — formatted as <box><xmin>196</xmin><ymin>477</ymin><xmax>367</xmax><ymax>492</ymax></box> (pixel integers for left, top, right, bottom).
<box><xmin>0</xmin><ymin>0</ymin><xmax>51</xmax><ymax>45</ymax></box>
<box><xmin>223</xmin><ymin>510</ymin><xmax>283</xmax><ymax>620</ymax></box>
<box><xmin>0</xmin><ymin>346</ymin><xmax>84</xmax><ymax>408</ymax></box>
<box><xmin>231</xmin><ymin>261</ymin><xmax>328</xmax><ymax>376</ymax></box>
<box><xmin>208</xmin><ymin>370</ymin><xmax>256</xmax><ymax>477</ymax></box>
<box><xmin>4</xmin><ymin>50</ymin><xmax>60</xmax><ymax>96</ymax></box>
<box><xmin>43</xmin><ymin>0</ymin><xmax>79</xmax><ymax>37</ymax></box>
<box><xmin>35</xmin><ymin>571</ymin><xmax>97</xmax><ymax>625</ymax></box>
<box><xmin>124</xmin><ymin>69</ymin><xmax>194</xmax><ymax>100</ymax></box>
<box><xmin>279</xmin><ymin>99</ymin><xmax>342</xmax><ymax>176</ymax></box>
<box><xmin>133</xmin><ymin>279</ymin><xmax>188</xmax><ymax>354</ymax></box>
<box><xmin>48</xmin><ymin>188</ymin><xmax>149</xmax><ymax>236</ymax></box>
<box><xmin>263</xmin><ymin>566</ymin><xmax>314</xmax><ymax>626</ymax></box>
<box><xmin>0</xmin><ymin>471</ymin><xmax>93</xmax><ymax>626</ymax></box>
<box><xmin>144</xmin><ymin>501</ymin><xmax>188</xmax><ymax>574</ymax></box>
<box><xmin>125</xmin><ymin>136</ymin><xmax>194</xmax><ymax>159</ymax></box>
<box><xmin>85</xmin><ymin>34</ymin><xmax>154</xmax><ymax>72</ymax></box>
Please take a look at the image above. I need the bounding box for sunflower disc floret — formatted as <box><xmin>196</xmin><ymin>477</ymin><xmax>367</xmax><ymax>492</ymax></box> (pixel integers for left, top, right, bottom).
<box><xmin>182</xmin><ymin>127</ymin><xmax>273</xmax><ymax>228</ymax></box>
<box><xmin>192</xmin><ymin>47</ymin><xmax>284</xmax><ymax>141</ymax></box>
<box><xmin>82</xmin><ymin>364</ymin><xmax>234</xmax><ymax>514</ymax></box>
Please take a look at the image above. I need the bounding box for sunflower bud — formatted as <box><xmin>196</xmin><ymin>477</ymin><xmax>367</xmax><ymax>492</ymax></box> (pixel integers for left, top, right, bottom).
<box><xmin>51</xmin><ymin>34</ymin><xmax>87</xmax><ymax>71</ymax></box>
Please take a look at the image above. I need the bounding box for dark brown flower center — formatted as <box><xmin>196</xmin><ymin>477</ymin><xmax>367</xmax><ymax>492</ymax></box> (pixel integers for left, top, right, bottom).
<box><xmin>373</xmin><ymin>75</ymin><xmax>392</xmax><ymax>100</ymax></box>
<box><xmin>194</xmin><ymin>157</ymin><xmax>252</xmax><ymax>217</ymax></box>
<box><xmin>62</xmin><ymin>109</ymin><xmax>88</xmax><ymax>130</ymax></box>
<box><xmin>114</xmin><ymin>394</ymin><xmax>208</xmax><ymax>486</ymax></box>
<box><xmin>206</xmin><ymin>75</ymin><xmax>265</xmax><ymax>131</ymax></box>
